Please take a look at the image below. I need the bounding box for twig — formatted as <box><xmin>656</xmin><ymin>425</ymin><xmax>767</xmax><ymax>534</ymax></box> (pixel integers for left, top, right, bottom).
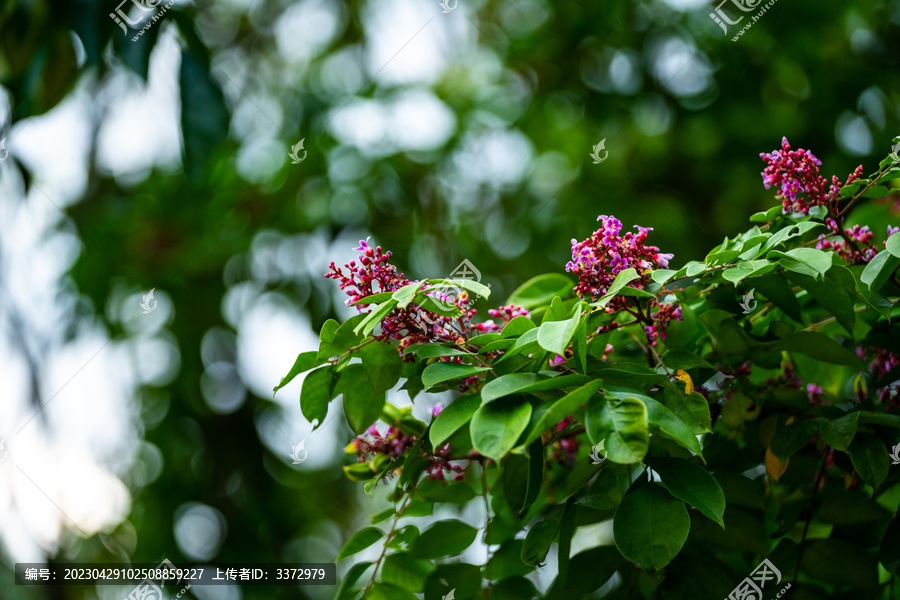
<box><xmin>481</xmin><ymin>460</ymin><xmax>493</xmax><ymax>600</ymax></box>
<box><xmin>365</xmin><ymin>494</ymin><xmax>411</xmax><ymax>593</ymax></box>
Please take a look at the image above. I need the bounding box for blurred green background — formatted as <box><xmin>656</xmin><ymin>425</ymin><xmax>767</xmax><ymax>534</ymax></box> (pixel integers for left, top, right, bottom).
<box><xmin>1</xmin><ymin>0</ymin><xmax>900</xmax><ymax>598</ymax></box>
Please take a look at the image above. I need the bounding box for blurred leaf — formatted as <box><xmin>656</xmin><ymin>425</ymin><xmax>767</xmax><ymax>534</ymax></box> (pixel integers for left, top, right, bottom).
<box><xmin>180</xmin><ymin>48</ymin><xmax>228</xmax><ymax>180</ymax></box>
<box><xmin>506</xmin><ymin>274</ymin><xmax>574</xmax><ymax>309</ymax></box>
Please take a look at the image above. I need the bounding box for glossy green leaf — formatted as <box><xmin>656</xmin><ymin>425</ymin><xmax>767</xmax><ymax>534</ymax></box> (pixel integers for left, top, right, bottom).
<box><xmin>358</xmin><ymin>341</ymin><xmax>402</xmax><ymax>394</ymax></box>
<box><xmin>651</xmin><ymin>458</ymin><xmax>725</xmax><ymax>528</ymax></box>
<box><xmin>861</xmin><ymin>249</ymin><xmax>900</xmax><ymax>292</ymax></box>
<box><xmin>768</xmin><ymin>248</ymin><xmax>832</xmax><ymax>279</ymax></box>
<box><xmin>354</xmin><ymin>300</ymin><xmax>399</xmax><ymax>337</ymax></box>
<box><xmin>506</xmin><ymin>274</ymin><xmax>574</xmax><ymax>309</ymax></box>
<box><xmin>849</xmin><ymin>435</ymin><xmax>890</xmax><ymax>488</ymax></box>
<box><xmin>429</xmin><ymin>394</ymin><xmax>481</xmax><ymax>447</ymax></box>
<box><xmin>300</xmin><ymin>365</ymin><xmax>336</xmax><ymax>427</ymax></box>
<box><xmin>421</xmin><ymin>362</ymin><xmax>491</xmax><ymax>388</ymax></box>
<box><xmin>338</xmin><ymin>364</ymin><xmax>385</xmax><ymax>434</ymax></box>
<box><xmin>537</xmin><ymin>305</ymin><xmax>583</xmax><ymax>355</ymax></box>
<box><xmin>274</xmin><ymin>351</ymin><xmax>324</xmax><ymax>393</ymax></box>
<box><xmin>335</xmin><ymin>561</ymin><xmax>373</xmax><ymax>600</ymax></box>
<box><xmin>886</xmin><ymin>232</ymin><xmax>900</xmax><ymax>258</ymax></box>
<box><xmin>522</xmin><ymin>380</ymin><xmax>605</xmax><ymax>446</ymax></box>
<box><xmin>585</xmin><ymin>396</ymin><xmax>649</xmax><ymax>464</ymax></box>
<box><xmin>613</xmin><ymin>483</ymin><xmax>690</xmax><ymax>571</ymax></box>
<box><xmin>481</xmin><ymin>373</ymin><xmax>590</xmax><ymax>403</ymax></box>
<box><xmin>774</xmin><ymin>332</ymin><xmax>866</xmax><ymax>369</ymax></box>
<box><xmin>337</xmin><ymin>527</ymin><xmax>384</xmax><ymax>562</ymax></box>
<box><xmin>368</xmin><ymin>583</ymin><xmax>418</xmax><ymax>600</ymax></box>
<box><xmin>817</xmin><ymin>411</ymin><xmax>859</xmax><ymax>453</ymax></box>
<box><xmin>471</xmin><ymin>397</ymin><xmax>533</xmax><ymax>462</ymax></box>
<box><xmin>381</xmin><ymin>552</ymin><xmax>434</xmax><ymax>592</ymax></box>
<box><xmin>409</xmin><ymin>520</ymin><xmax>479</xmax><ymax>559</ymax></box>
<box><xmin>521</xmin><ymin>517</ymin><xmax>560</xmax><ymax>565</ymax></box>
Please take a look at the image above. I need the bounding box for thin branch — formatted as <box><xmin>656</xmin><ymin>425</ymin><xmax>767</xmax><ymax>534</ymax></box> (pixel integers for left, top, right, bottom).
<box><xmin>481</xmin><ymin>460</ymin><xmax>493</xmax><ymax>600</ymax></box>
<box><xmin>365</xmin><ymin>494</ymin><xmax>411</xmax><ymax>593</ymax></box>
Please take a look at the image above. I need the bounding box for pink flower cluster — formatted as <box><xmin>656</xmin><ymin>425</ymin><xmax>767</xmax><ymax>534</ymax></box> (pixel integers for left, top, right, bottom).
<box><xmin>326</xmin><ymin>238</ymin><xmax>408</xmax><ymax>306</ymax></box>
<box><xmin>326</xmin><ymin>238</ymin><xmax>484</xmax><ymax>353</ymax></box>
<box><xmin>567</xmin><ymin>216</ymin><xmax>673</xmax><ymax>303</ymax></box>
<box><xmin>815</xmin><ymin>220</ymin><xmax>880</xmax><ymax>264</ymax></box>
<box><xmin>760</xmin><ymin>137</ymin><xmax>863</xmax><ymax>215</ymax></box>
<box><xmin>351</xmin><ymin>424</ymin><xmax>465</xmax><ymax>482</ymax></box>
<box><xmin>567</xmin><ymin>215</ymin><xmax>679</xmax><ymax>345</ymax></box>
<box><xmin>472</xmin><ymin>305</ymin><xmax>531</xmax><ymax>333</ymax></box>
<box><xmin>857</xmin><ymin>346</ymin><xmax>900</xmax><ymax>406</ymax></box>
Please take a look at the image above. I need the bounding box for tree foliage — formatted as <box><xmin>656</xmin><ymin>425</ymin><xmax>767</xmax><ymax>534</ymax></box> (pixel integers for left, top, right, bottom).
<box><xmin>287</xmin><ymin>139</ymin><xmax>900</xmax><ymax>599</ymax></box>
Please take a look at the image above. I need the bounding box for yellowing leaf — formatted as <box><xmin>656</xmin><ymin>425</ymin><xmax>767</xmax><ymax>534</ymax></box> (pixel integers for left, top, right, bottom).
<box><xmin>765</xmin><ymin>447</ymin><xmax>789</xmax><ymax>481</ymax></box>
<box><xmin>674</xmin><ymin>370</ymin><xmax>694</xmax><ymax>396</ymax></box>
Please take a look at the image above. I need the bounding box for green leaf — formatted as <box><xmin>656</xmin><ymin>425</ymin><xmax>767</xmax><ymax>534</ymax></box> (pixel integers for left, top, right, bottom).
<box><xmin>354</xmin><ymin>299</ymin><xmax>399</xmax><ymax>337</ymax></box>
<box><xmin>593</xmin><ymin>268</ymin><xmax>643</xmax><ymax>308</ymax></box>
<box><xmin>429</xmin><ymin>394</ymin><xmax>481</xmax><ymax>447</ymax></box>
<box><xmin>722</xmin><ymin>259</ymin><xmax>776</xmax><ymax>284</ymax></box>
<box><xmin>409</xmin><ymin>520</ymin><xmax>479</xmax><ymax>559</ymax></box>
<box><xmin>316</xmin><ymin>319</ymin><xmax>341</xmax><ymax>360</ymax></box>
<box><xmin>337</xmin><ymin>527</ymin><xmax>384</xmax><ymax>562</ymax></box>
<box><xmin>335</xmin><ymin>561</ymin><xmax>373</xmax><ymax>600</ymax></box>
<box><xmin>861</xmin><ymin>249</ymin><xmax>900</xmax><ymax>292</ymax></box>
<box><xmin>787</xmin><ymin>273</ymin><xmax>856</xmax><ymax>336</ymax></box>
<box><xmin>752</xmin><ymin>274</ymin><xmax>803</xmax><ymax>322</ymax></box>
<box><xmin>887</xmin><ymin>232</ymin><xmax>900</xmax><ymax>258</ymax></box>
<box><xmin>849</xmin><ymin>435</ymin><xmax>890</xmax><ymax>488</ymax></box>
<box><xmin>393</xmin><ymin>282</ymin><xmax>425</xmax><ymax>309</ymax></box>
<box><xmin>274</xmin><ymin>351</ymin><xmax>324</xmax><ymax>393</ymax></box>
<box><xmin>768</xmin><ymin>248</ymin><xmax>832</xmax><ymax>279</ymax></box>
<box><xmin>471</xmin><ymin>398</ymin><xmax>533</xmax><ymax>462</ymax></box>
<box><xmin>506</xmin><ymin>273</ymin><xmax>574</xmax><ymax>309</ymax></box>
<box><xmin>521</xmin><ymin>517</ymin><xmax>560</xmax><ymax>565</ymax></box>
<box><xmin>651</xmin><ymin>269</ymin><xmax>677</xmax><ymax>285</ymax></box>
<box><xmin>774</xmin><ymin>332</ymin><xmax>866</xmax><ymax>369</ymax></box>
<box><xmin>421</xmin><ymin>362</ymin><xmax>491</xmax><ymax>388</ymax></box>
<box><xmin>585</xmin><ymin>396</ymin><xmax>649</xmax><ymax>464</ymax></box>
<box><xmin>381</xmin><ymin>553</ymin><xmax>434</xmax><ymax>592</ymax></box>
<box><xmin>502</xmin><ymin>441</ymin><xmax>543</xmax><ymax>518</ymax></box>
<box><xmin>500</xmin><ymin>316</ymin><xmax>536</xmax><ymax>338</ymax></box>
<box><xmin>661</xmin><ymin>385</ymin><xmax>712</xmax><ymax>435</ymax></box>
<box><xmin>481</xmin><ymin>373</ymin><xmax>590</xmax><ymax>403</ymax></box>
<box><xmin>338</xmin><ymin>364</ymin><xmax>386</xmax><ymax>434</ymax></box>
<box><xmin>818</xmin><ymin>411</ymin><xmax>859</xmax><ymax>453</ymax></box>
<box><xmin>613</xmin><ymin>483</ymin><xmax>690</xmax><ymax>571</ymax></box>
<box><xmin>624</xmin><ymin>392</ymin><xmax>702</xmax><ymax>455</ymax></box>
<box><xmin>572</xmin><ymin>317</ymin><xmax>588</xmax><ymax>374</ymax></box>
<box><xmin>522</xmin><ymin>380</ymin><xmax>605</xmax><ymax>446</ymax></box>
<box><xmin>300</xmin><ymin>366</ymin><xmax>336</xmax><ymax>427</ymax></box>
<box><xmin>415</xmin><ymin>345</ymin><xmax>471</xmax><ymax>358</ymax></box>
<box><xmin>368</xmin><ymin>583</ymin><xmax>419</xmax><ymax>600</ymax></box>
<box><xmin>426</xmin><ymin>277</ymin><xmax>491</xmax><ymax>300</ymax></box>
<box><xmin>650</xmin><ymin>458</ymin><xmax>726</xmax><ymax>528</ymax></box>
<box><xmin>537</xmin><ymin>305</ymin><xmax>583</xmax><ymax>356</ymax></box>
<box><xmin>358</xmin><ymin>342</ymin><xmax>402</xmax><ymax>394</ymax></box>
